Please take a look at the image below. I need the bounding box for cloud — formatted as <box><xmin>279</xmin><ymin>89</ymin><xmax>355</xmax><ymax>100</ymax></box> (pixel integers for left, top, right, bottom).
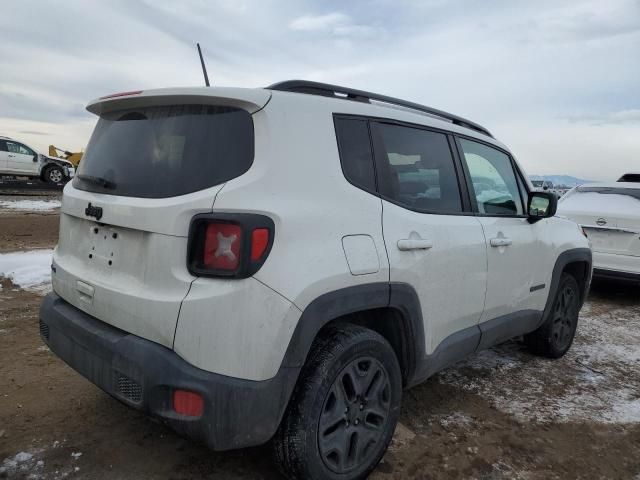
<box><xmin>1</xmin><ymin>0</ymin><xmax>638</xmax><ymax>181</ymax></box>
<box><xmin>18</xmin><ymin>130</ymin><xmax>50</xmax><ymax>136</ymax></box>
<box><xmin>290</xmin><ymin>12</ymin><xmax>350</xmax><ymax>31</ymax></box>
<box><xmin>289</xmin><ymin>12</ymin><xmax>379</xmax><ymax>37</ymax></box>
<box><xmin>566</xmin><ymin>109</ymin><xmax>640</xmax><ymax>125</ymax></box>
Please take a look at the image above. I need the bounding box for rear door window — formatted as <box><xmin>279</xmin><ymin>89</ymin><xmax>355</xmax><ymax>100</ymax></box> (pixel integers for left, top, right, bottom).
<box><xmin>374</xmin><ymin>123</ymin><xmax>463</xmax><ymax>214</ymax></box>
<box><xmin>74</xmin><ymin>105</ymin><xmax>254</xmax><ymax>198</ymax></box>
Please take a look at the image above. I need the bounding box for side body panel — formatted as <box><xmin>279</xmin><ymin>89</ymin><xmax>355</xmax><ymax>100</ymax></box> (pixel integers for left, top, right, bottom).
<box><xmin>478</xmin><ymin>217</ymin><xmax>550</xmax><ymax>321</ymax></box>
<box><xmin>381</xmin><ymin>201</ymin><xmax>487</xmax><ymax>354</ymax></box>
<box><xmin>6</xmin><ymin>145</ymin><xmax>38</xmax><ymax>174</ymax></box>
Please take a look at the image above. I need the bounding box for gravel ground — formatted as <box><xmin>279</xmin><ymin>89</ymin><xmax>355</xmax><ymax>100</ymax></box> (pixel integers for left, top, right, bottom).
<box><xmin>1</xmin><ymin>199</ymin><xmax>639</xmax><ymax>479</ymax></box>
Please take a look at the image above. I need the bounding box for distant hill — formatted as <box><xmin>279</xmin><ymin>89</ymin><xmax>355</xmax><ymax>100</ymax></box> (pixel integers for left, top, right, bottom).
<box><xmin>529</xmin><ymin>175</ymin><xmax>593</xmax><ymax>187</ymax></box>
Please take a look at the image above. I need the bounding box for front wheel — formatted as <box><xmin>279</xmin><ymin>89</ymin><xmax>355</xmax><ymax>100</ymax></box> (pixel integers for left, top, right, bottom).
<box><xmin>273</xmin><ymin>324</ymin><xmax>402</xmax><ymax>480</ymax></box>
<box><xmin>524</xmin><ymin>273</ymin><xmax>581</xmax><ymax>358</ymax></box>
<box><xmin>44</xmin><ymin>165</ymin><xmax>64</xmax><ymax>184</ymax></box>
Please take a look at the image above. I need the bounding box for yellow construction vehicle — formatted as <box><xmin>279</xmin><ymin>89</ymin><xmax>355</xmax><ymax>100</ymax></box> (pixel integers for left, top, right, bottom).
<box><xmin>48</xmin><ymin>145</ymin><xmax>83</xmax><ymax>167</ymax></box>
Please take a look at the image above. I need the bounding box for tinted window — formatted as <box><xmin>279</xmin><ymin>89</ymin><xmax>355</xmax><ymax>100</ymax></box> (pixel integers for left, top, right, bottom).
<box><xmin>376</xmin><ymin>123</ymin><xmax>462</xmax><ymax>213</ymax></box>
<box><xmin>334</xmin><ymin>117</ymin><xmax>376</xmax><ymax>192</ymax></box>
<box><xmin>0</xmin><ymin>141</ymin><xmax>7</xmax><ymax>152</ymax></box>
<box><xmin>74</xmin><ymin>105</ymin><xmax>254</xmax><ymax>198</ymax></box>
<box><xmin>459</xmin><ymin>138</ymin><xmax>524</xmax><ymax>215</ymax></box>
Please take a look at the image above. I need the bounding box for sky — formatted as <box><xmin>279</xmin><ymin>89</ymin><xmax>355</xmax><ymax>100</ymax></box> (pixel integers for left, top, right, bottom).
<box><xmin>1</xmin><ymin>0</ymin><xmax>639</xmax><ymax>181</ymax></box>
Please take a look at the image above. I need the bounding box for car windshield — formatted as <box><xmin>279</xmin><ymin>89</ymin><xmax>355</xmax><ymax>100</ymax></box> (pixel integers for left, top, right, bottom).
<box><xmin>531</xmin><ymin>180</ymin><xmax>543</xmax><ymax>187</ymax></box>
<box><xmin>74</xmin><ymin>104</ymin><xmax>254</xmax><ymax>198</ymax></box>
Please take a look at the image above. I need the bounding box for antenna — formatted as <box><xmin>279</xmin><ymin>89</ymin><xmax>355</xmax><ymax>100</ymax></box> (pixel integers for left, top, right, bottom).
<box><xmin>197</xmin><ymin>43</ymin><xmax>210</xmax><ymax>87</ymax></box>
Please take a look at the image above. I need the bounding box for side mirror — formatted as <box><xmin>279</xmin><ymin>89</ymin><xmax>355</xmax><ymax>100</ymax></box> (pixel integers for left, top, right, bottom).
<box><xmin>528</xmin><ymin>191</ymin><xmax>557</xmax><ymax>223</ymax></box>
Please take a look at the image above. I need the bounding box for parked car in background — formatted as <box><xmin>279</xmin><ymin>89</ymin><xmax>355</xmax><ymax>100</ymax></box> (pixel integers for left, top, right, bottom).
<box><xmin>618</xmin><ymin>173</ymin><xmax>640</xmax><ymax>183</ymax></box>
<box><xmin>40</xmin><ymin>82</ymin><xmax>591</xmax><ymax>479</ymax></box>
<box><xmin>531</xmin><ymin>179</ymin><xmax>567</xmax><ymax>197</ymax></box>
<box><xmin>559</xmin><ymin>183</ymin><xmax>640</xmax><ymax>282</ymax></box>
<box><xmin>532</xmin><ymin>179</ymin><xmax>553</xmax><ymax>191</ymax></box>
<box><xmin>0</xmin><ymin>136</ymin><xmax>75</xmax><ymax>184</ymax></box>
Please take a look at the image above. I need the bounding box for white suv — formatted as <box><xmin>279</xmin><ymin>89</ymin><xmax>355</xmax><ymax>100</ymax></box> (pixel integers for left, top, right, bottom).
<box><xmin>0</xmin><ymin>136</ymin><xmax>75</xmax><ymax>183</ymax></box>
<box><xmin>559</xmin><ymin>183</ymin><xmax>640</xmax><ymax>282</ymax></box>
<box><xmin>40</xmin><ymin>81</ymin><xmax>591</xmax><ymax>479</ymax></box>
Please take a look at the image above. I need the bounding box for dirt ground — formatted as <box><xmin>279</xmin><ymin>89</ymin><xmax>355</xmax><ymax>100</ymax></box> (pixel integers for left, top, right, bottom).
<box><xmin>0</xmin><ymin>197</ymin><xmax>59</xmax><ymax>253</ymax></box>
<box><xmin>1</xmin><ymin>197</ymin><xmax>639</xmax><ymax>479</ymax></box>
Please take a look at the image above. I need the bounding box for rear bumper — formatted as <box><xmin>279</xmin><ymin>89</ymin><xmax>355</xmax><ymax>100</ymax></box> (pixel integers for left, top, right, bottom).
<box><xmin>593</xmin><ymin>268</ymin><xmax>640</xmax><ymax>282</ymax></box>
<box><xmin>39</xmin><ymin>292</ymin><xmax>299</xmax><ymax>451</ymax></box>
<box><xmin>593</xmin><ymin>251</ymin><xmax>640</xmax><ymax>282</ymax></box>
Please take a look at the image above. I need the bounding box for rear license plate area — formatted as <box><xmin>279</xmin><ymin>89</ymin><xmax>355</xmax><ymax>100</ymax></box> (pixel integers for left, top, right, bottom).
<box><xmin>87</xmin><ymin>226</ymin><xmax>122</xmax><ymax>272</ymax></box>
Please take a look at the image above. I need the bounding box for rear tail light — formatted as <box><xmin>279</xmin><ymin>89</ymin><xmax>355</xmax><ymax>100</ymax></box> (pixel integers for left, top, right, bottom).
<box><xmin>188</xmin><ymin>213</ymin><xmax>275</xmax><ymax>278</ymax></box>
<box><xmin>204</xmin><ymin>223</ymin><xmax>242</xmax><ymax>270</ymax></box>
<box><xmin>251</xmin><ymin>228</ymin><xmax>270</xmax><ymax>261</ymax></box>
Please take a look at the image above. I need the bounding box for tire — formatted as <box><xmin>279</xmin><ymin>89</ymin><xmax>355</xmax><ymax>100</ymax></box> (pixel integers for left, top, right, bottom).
<box><xmin>524</xmin><ymin>273</ymin><xmax>581</xmax><ymax>358</ymax></box>
<box><xmin>43</xmin><ymin>165</ymin><xmax>65</xmax><ymax>184</ymax></box>
<box><xmin>273</xmin><ymin>324</ymin><xmax>402</xmax><ymax>480</ymax></box>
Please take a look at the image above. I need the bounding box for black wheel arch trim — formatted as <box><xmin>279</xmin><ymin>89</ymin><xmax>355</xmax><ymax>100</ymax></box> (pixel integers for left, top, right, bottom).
<box><xmin>541</xmin><ymin>248</ymin><xmax>592</xmax><ymax>328</ymax></box>
<box><xmin>280</xmin><ymin>282</ymin><xmax>426</xmax><ymax>386</ymax></box>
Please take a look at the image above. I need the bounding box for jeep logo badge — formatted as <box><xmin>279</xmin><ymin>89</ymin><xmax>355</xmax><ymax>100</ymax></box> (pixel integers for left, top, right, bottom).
<box><xmin>596</xmin><ymin>217</ymin><xmax>607</xmax><ymax>226</ymax></box>
<box><xmin>85</xmin><ymin>202</ymin><xmax>103</xmax><ymax>221</ymax></box>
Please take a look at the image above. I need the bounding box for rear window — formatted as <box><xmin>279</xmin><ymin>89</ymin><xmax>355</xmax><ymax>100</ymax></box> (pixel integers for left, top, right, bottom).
<box><xmin>574</xmin><ymin>186</ymin><xmax>640</xmax><ymax>201</ymax></box>
<box><xmin>560</xmin><ymin>186</ymin><xmax>640</xmax><ymax>213</ymax></box>
<box><xmin>74</xmin><ymin>105</ymin><xmax>254</xmax><ymax>198</ymax></box>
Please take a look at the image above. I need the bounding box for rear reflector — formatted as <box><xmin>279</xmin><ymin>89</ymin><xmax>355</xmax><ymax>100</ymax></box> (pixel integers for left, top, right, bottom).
<box><xmin>203</xmin><ymin>223</ymin><xmax>242</xmax><ymax>270</ymax></box>
<box><xmin>251</xmin><ymin>228</ymin><xmax>270</xmax><ymax>261</ymax></box>
<box><xmin>173</xmin><ymin>390</ymin><xmax>204</xmax><ymax>417</ymax></box>
<box><xmin>100</xmin><ymin>90</ymin><xmax>143</xmax><ymax>100</ymax></box>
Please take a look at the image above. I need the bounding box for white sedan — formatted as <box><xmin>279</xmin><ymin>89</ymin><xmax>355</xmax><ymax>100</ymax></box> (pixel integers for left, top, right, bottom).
<box><xmin>558</xmin><ymin>183</ymin><xmax>640</xmax><ymax>282</ymax></box>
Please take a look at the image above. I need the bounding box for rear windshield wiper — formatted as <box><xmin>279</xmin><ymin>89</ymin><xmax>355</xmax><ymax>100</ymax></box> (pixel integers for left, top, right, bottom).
<box><xmin>76</xmin><ymin>174</ymin><xmax>116</xmax><ymax>190</ymax></box>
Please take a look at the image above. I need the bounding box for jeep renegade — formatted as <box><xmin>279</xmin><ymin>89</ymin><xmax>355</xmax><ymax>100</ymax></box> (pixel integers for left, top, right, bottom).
<box><xmin>40</xmin><ymin>81</ymin><xmax>591</xmax><ymax>479</ymax></box>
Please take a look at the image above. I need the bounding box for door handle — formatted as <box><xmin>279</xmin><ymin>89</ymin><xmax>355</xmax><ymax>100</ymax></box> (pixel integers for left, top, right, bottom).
<box><xmin>397</xmin><ymin>239</ymin><xmax>433</xmax><ymax>251</ymax></box>
<box><xmin>490</xmin><ymin>237</ymin><xmax>512</xmax><ymax>247</ymax></box>
<box><xmin>7</xmin><ymin>154</ymin><xmax>15</xmax><ymax>157</ymax></box>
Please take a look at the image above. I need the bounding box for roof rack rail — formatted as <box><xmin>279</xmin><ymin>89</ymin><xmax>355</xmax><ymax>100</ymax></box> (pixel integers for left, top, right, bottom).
<box><xmin>267</xmin><ymin>80</ymin><xmax>493</xmax><ymax>138</ymax></box>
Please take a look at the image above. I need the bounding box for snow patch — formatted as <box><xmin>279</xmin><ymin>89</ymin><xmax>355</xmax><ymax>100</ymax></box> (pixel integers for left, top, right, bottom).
<box><xmin>0</xmin><ymin>450</ymin><xmax>44</xmax><ymax>478</ymax></box>
<box><xmin>0</xmin><ymin>249</ymin><xmax>53</xmax><ymax>290</ymax></box>
<box><xmin>0</xmin><ymin>199</ymin><xmax>61</xmax><ymax>211</ymax></box>
<box><xmin>437</xmin><ymin>299</ymin><xmax>640</xmax><ymax>424</ymax></box>
<box><xmin>437</xmin><ymin>412</ymin><xmax>474</xmax><ymax>429</ymax></box>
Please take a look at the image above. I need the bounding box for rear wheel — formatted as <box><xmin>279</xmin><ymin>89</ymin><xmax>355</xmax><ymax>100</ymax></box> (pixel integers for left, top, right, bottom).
<box><xmin>44</xmin><ymin>165</ymin><xmax>64</xmax><ymax>184</ymax></box>
<box><xmin>524</xmin><ymin>273</ymin><xmax>580</xmax><ymax>358</ymax></box>
<box><xmin>273</xmin><ymin>324</ymin><xmax>402</xmax><ymax>480</ymax></box>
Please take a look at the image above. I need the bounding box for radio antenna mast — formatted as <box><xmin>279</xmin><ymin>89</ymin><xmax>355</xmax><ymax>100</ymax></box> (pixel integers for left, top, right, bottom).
<box><xmin>197</xmin><ymin>43</ymin><xmax>210</xmax><ymax>87</ymax></box>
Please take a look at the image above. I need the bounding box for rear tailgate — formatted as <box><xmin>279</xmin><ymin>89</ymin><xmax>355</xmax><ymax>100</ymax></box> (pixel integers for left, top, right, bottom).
<box><xmin>52</xmin><ymin>87</ymin><xmax>267</xmax><ymax>348</ymax></box>
<box><xmin>53</xmin><ymin>184</ymin><xmax>224</xmax><ymax>348</ymax></box>
<box><xmin>560</xmin><ymin>187</ymin><xmax>640</xmax><ymax>257</ymax></box>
